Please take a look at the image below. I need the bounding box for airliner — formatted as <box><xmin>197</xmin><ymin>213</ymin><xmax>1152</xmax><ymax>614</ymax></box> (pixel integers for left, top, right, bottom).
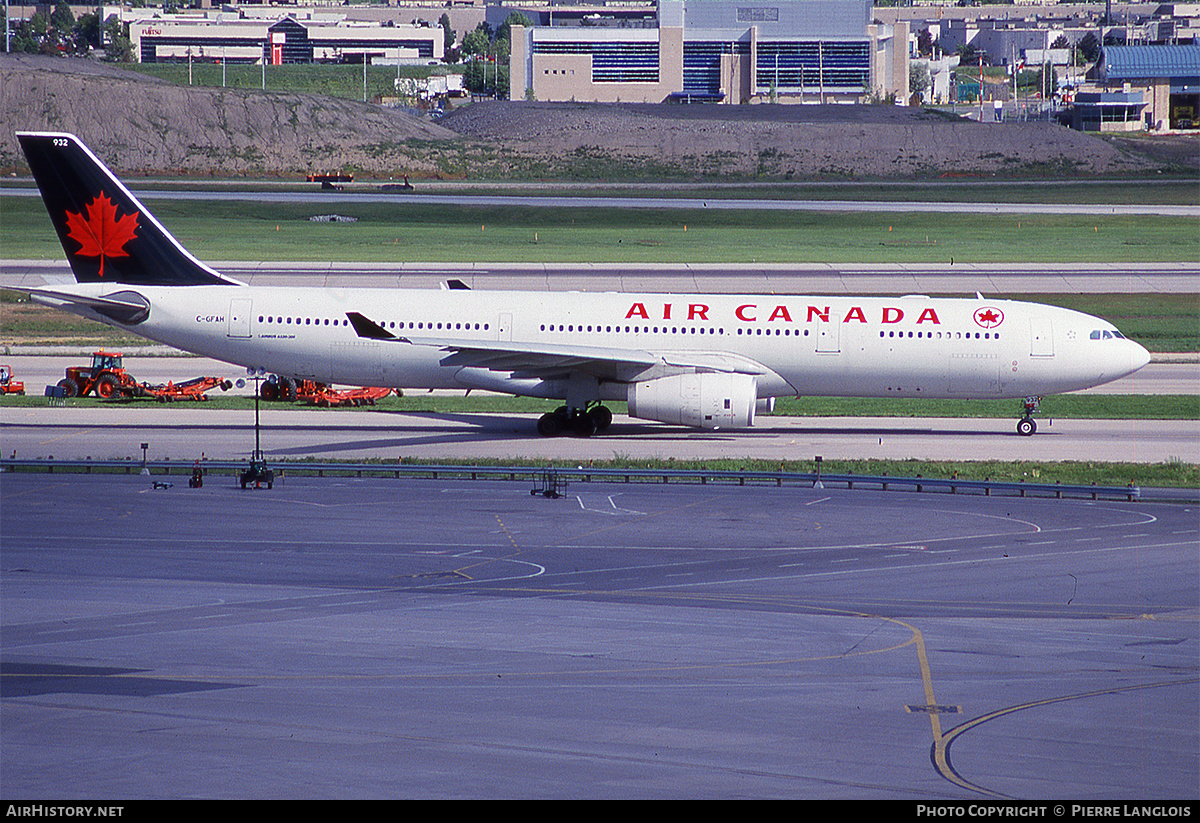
<box><xmin>14</xmin><ymin>131</ymin><xmax>1150</xmax><ymax>437</ymax></box>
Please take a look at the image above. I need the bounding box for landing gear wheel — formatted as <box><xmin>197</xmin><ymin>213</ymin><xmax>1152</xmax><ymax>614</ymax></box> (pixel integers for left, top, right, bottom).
<box><xmin>539</xmin><ymin>404</ymin><xmax>607</xmax><ymax>437</ymax></box>
<box><xmin>588</xmin><ymin>405</ymin><xmax>613</xmax><ymax>431</ymax></box>
<box><xmin>537</xmin><ymin>412</ymin><xmax>562</xmax><ymax>437</ymax></box>
<box><xmin>572</xmin><ymin>414</ymin><xmax>596</xmax><ymax>438</ymax></box>
<box><xmin>1016</xmin><ymin>396</ymin><xmax>1041</xmax><ymax>437</ymax></box>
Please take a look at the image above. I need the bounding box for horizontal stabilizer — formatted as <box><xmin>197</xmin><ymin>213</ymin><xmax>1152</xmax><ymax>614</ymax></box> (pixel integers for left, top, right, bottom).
<box><xmin>24</xmin><ymin>286</ymin><xmax>151</xmax><ymax>325</ymax></box>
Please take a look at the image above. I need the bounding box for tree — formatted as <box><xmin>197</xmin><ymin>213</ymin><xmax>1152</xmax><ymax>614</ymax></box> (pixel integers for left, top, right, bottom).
<box><xmin>910</xmin><ymin>62</ymin><xmax>930</xmax><ymax>101</ymax></box>
<box><xmin>15</xmin><ymin>11</ymin><xmax>62</xmax><ymax>55</ymax></box>
<box><xmin>917</xmin><ymin>28</ymin><xmax>934</xmax><ymax>58</ymax></box>
<box><xmin>460</xmin><ymin>15</ymin><xmax>526</xmax><ymax>96</ymax></box>
<box><xmin>50</xmin><ymin>0</ymin><xmax>74</xmax><ymax>35</ymax></box>
<box><xmin>461</xmin><ymin>25</ymin><xmax>490</xmax><ymax>58</ymax></box>
<box><xmin>104</xmin><ymin>16</ymin><xmax>135</xmax><ymax>62</ymax></box>
<box><xmin>10</xmin><ymin>2</ymin><xmax>101</xmax><ymax>57</ymax></box>
<box><xmin>438</xmin><ymin>13</ymin><xmax>455</xmax><ymax>54</ymax></box>
<box><xmin>10</xmin><ymin>14</ymin><xmax>48</xmax><ymax>54</ymax></box>
<box><xmin>497</xmin><ymin>11</ymin><xmax>532</xmax><ymax>44</ymax></box>
<box><xmin>1078</xmin><ymin>32</ymin><xmax>1101</xmax><ymax>63</ymax></box>
<box><xmin>73</xmin><ymin>12</ymin><xmax>101</xmax><ymax>54</ymax></box>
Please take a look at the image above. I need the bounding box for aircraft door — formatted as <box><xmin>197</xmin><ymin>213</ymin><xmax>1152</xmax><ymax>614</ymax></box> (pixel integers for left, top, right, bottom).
<box><xmin>228</xmin><ymin>298</ymin><xmax>252</xmax><ymax>338</ymax></box>
<box><xmin>497</xmin><ymin>312</ymin><xmax>513</xmax><ymax>342</ymax></box>
<box><xmin>816</xmin><ymin>322</ymin><xmax>840</xmax><ymax>353</ymax></box>
<box><xmin>1030</xmin><ymin>317</ymin><xmax>1054</xmax><ymax>357</ymax></box>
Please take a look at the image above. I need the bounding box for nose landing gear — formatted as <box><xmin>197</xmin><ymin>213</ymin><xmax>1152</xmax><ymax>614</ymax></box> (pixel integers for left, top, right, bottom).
<box><xmin>1017</xmin><ymin>396</ymin><xmax>1041</xmax><ymax>436</ymax></box>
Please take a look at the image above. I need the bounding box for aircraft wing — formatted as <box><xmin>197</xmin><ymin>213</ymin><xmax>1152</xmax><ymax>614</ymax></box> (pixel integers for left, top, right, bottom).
<box><xmin>345</xmin><ymin>311</ymin><xmax>775</xmax><ymax>382</ymax></box>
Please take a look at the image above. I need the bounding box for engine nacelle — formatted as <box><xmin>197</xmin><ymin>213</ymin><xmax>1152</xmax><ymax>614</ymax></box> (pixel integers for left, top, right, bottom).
<box><xmin>627</xmin><ymin>373</ymin><xmax>758</xmax><ymax>429</ymax></box>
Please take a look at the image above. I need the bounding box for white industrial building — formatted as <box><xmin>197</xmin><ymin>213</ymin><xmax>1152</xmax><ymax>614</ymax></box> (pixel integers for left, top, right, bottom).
<box><xmin>126</xmin><ymin>8</ymin><xmax>444</xmax><ymax>65</ymax></box>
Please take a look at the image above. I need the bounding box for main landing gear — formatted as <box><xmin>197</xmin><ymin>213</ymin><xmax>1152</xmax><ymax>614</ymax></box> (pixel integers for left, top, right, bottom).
<box><xmin>537</xmin><ymin>403</ymin><xmax>613</xmax><ymax>437</ymax></box>
<box><xmin>1016</xmin><ymin>396</ymin><xmax>1041</xmax><ymax>436</ymax></box>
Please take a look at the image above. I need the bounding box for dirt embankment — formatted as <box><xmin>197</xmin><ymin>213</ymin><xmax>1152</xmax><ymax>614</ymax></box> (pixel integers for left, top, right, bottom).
<box><xmin>2</xmin><ymin>54</ymin><xmax>1193</xmax><ymax>180</ymax></box>
<box><xmin>440</xmin><ymin>101</ymin><xmax>1194</xmax><ymax>178</ymax></box>
<box><xmin>0</xmin><ymin>54</ymin><xmax>457</xmax><ymax>177</ymax></box>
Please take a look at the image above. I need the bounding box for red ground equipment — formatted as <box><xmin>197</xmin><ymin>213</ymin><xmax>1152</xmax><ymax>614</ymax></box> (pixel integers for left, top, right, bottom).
<box><xmin>137</xmin><ymin>376</ymin><xmax>233</xmax><ymax>402</ymax></box>
<box><xmin>258</xmin><ymin>376</ymin><xmax>314</xmax><ymax>402</ymax></box>
<box><xmin>0</xmin><ymin>364</ymin><xmax>25</xmax><ymax>395</ymax></box>
<box><xmin>302</xmin><ymin>386</ymin><xmax>393</xmax><ymax>407</ymax></box>
<box><xmin>306</xmin><ymin>172</ymin><xmax>353</xmax><ymax>190</ymax></box>
<box><xmin>57</xmin><ymin>351</ymin><xmax>138</xmax><ymax>398</ymax></box>
<box><xmin>57</xmin><ymin>351</ymin><xmax>230</xmax><ymax>400</ymax></box>
<box><xmin>260</xmin><ymin>376</ymin><xmax>391</xmax><ymax>407</ymax></box>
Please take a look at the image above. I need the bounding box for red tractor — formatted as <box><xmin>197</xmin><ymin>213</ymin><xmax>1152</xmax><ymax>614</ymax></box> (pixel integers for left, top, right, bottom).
<box><xmin>0</xmin><ymin>364</ymin><xmax>25</xmax><ymax>395</ymax></box>
<box><xmin>57</xmin><ymin>351</ymin><xmax>139</xmax><ymax>399</ymax></box>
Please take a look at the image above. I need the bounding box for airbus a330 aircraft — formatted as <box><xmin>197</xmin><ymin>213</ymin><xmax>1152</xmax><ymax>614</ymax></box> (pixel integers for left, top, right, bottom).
<box><xmin>15</xmin><ymin>131</ymin><xmax>1150</xmax><ymax>437</ymax></box>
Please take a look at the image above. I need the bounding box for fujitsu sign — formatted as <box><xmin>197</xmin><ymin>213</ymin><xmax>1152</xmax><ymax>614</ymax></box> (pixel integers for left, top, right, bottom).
<box><xmin>624</xmin><ymin>302</ymin><xmax>948</xmax><ymax>325</ymax></box>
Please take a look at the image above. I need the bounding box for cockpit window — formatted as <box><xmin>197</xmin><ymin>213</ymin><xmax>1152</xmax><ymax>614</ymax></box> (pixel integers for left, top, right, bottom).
<box><xmin>1090</xmin><ymin>330</ymin><xmax>1101</xmax><ymax>339</ymax></box>
<box><xmin>1090</xmin><ymin>329</ymin><xmax>1124</xmax><ymax>340</ymax></box>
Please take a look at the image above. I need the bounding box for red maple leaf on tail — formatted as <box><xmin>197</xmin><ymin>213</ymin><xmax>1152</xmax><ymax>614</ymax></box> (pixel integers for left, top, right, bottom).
<box><xmin>64</xmin><ymin>192</ymin><xmax>139</xmax><ymax>278</ymax></box>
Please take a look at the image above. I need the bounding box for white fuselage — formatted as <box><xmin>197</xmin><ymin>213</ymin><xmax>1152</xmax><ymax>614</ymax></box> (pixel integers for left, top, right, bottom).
<box><xmin>44</xmin><ymin>284</ymin><xmax>1151</xmax><ymax>403</ymax></box>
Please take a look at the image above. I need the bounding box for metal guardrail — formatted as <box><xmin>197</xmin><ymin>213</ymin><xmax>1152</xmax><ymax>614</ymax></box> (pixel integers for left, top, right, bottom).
<box><xmin>0</xmin><ymin>458</ymin><xmax>1142</xmax><ymax>502</ymax></box>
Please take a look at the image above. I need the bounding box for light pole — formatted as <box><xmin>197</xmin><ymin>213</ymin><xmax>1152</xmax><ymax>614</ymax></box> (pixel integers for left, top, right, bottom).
<box><xmin>247</xmin><ymin>367</ymin><xmax>264</xmax><ymax>463</ymax></box>
<box><xmin>237</xmin><ymin>367</ymin><xmax>273</xmax><ymax>489</ymax></box>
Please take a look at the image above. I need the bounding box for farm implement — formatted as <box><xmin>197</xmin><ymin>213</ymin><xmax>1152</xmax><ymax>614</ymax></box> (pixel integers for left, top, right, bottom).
<box><xmin>56</xmin><ymin>352</ymin><xmax>230</xmax><ymax>401</ymax></box>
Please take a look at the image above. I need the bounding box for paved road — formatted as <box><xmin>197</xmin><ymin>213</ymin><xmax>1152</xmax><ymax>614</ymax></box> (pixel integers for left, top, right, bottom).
<box><xmin>3</xmin><ymin>403</ymin><xmax>1196</xmax><ymax>465</ymax></box>
<box><xmin>4</xmin><ymin>259</ymin><xmax>1196</xmax><ymax>294</ymax></box>
<box><xmin>2</xmin><ymin>473</ymin><xmax>1195</xmax><ymax>798</ymax></box>
<box><xmin>6</xmin><ymin>186</ymin><xmax>1198</xmax><ymax>216</ymax></box>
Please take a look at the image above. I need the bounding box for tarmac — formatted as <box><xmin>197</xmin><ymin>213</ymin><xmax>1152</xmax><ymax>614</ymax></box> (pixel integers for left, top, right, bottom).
<box><xmin>1</xmin><ymin>472</ymin><xmax>1195</xmax><ymax>799</ymax></box>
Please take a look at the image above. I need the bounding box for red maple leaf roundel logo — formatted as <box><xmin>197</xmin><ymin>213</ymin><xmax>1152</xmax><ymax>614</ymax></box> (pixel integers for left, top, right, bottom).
<box><xmin>64</xmin><ymin>192</ymin><xmax>139</xmax><ymax>278</ymax></box>
<box><xmin>974</xmin><ymin>306</ymin><xmax>1004</xmax><ymax>329</ymax></box>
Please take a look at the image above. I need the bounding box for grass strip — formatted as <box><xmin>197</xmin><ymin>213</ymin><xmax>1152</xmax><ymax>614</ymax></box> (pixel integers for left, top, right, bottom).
<box><xmin>3</xmin><ymin>195</ymin><xmax>1198</xmax><ymax>264</ymax></box>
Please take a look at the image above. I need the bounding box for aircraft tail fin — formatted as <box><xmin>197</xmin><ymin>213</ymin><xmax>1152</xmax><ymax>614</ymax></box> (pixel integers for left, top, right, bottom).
<box><xmin>17</xmin><ymin>132</ymin><xmax>237</xmax><ymax>286</ymax></box>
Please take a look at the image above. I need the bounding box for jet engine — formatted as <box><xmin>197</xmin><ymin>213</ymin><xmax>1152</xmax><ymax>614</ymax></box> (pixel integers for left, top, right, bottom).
<box><xmin>627</xmin><ymin>373</ymin><xmax>758</xmax><ymax>429</ymax></box>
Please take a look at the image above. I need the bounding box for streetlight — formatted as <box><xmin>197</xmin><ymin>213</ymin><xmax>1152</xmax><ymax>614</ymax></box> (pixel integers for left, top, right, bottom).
<box><xmin>237</xmin><ymin>367</ymin><xmax>274</xmax><ymax>489</ymax></box>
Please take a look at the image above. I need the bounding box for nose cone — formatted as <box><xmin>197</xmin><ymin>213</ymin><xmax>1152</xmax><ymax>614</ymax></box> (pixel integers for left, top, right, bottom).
<box><xmin>1129</xmin><ymin>340</ymin><xmax>1151</xmax><ymax>374</ymax></box>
